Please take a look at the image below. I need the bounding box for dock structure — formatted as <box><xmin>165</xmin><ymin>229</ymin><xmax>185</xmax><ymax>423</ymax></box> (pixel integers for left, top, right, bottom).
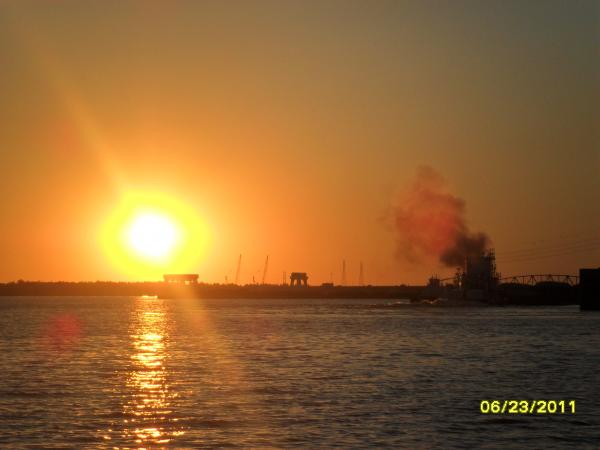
<box><xmin>163</xmin><ymin>274</ymin><xmax>199</xmax><ymax>285</ymax></box>
<box><xmin>580</xmin><ymin>268</ymin><xmax>600</xmax><ymax>311</ymax></box>
<box><xmin>290</xmin><ymin>272</ymin><xmax>308</xmax><ymax>287</ymax></box>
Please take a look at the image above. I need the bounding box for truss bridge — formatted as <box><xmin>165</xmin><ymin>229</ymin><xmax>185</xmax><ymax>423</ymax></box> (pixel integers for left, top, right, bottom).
<box><xmin>499</xmin><ymin>274</ymin><xmax>579</xmax><ymax>286</ymax></box>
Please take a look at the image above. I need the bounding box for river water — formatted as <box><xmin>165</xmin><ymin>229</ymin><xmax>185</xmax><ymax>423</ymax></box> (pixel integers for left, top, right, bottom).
<box><xmin>0</xmin><ymin>296</ymin><xmax>598</xmax><ymax>449</ymax></box>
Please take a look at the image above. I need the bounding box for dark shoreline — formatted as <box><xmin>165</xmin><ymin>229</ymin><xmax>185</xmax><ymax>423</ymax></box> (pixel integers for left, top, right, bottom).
<box><xmin>0</xmin><ymin>281</ymin><xmax>423</xmax><ymax>299</ymax></box>
<box><xmin>0</xmin><ymin>281</ymin><xmax>579</xmax><ymax>305</ymax></box>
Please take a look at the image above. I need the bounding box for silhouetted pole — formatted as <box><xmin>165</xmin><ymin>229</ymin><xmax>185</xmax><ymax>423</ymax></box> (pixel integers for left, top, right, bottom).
<box><xmin>261</xmin><ymin>255</ymin><xmax>269</xmax><ymax>285</ymax></box>
<box><xmin>359</xmin><ymin>261</ymin><xmax>364</xmax><ymax>286</ymax></box>
<box><xmin>341</xmin><ymin>259</ymin><xmax>347</xmax><ymax>286</ymax></box>
<box><xmin>235</xmin><ymin>254</ymin><xmax>242</xmax><ymax>285</ymax></box>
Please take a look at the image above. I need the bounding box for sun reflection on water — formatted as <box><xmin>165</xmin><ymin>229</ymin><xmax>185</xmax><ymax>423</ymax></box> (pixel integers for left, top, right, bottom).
<box><xmin>114</xmin><ymin>297</ymin><xmax>184</xmax><ymax>449</ymax></box>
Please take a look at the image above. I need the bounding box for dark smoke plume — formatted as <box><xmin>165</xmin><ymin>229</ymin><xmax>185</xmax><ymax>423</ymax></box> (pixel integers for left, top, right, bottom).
<box><xmin>389</xmin><ymin>166</ymin><xmax>490</xmax><ymax>267</ymax></box>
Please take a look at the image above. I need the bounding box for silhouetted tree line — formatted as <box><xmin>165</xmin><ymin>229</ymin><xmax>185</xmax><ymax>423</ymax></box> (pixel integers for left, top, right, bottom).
<box><xmin>0</xmin><ymin>281</ymin><xmax>163</xmax><ymax>296</ymax></box>
<box><xmin>0</xmin><ymin>281</ymin><xmax>424</xmax><ymax>299</ymax></box>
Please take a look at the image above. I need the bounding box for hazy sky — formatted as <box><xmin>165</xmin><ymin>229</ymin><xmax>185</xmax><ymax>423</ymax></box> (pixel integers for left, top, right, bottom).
<box><xmin>0</xmin><ymin>0</ymin><xmax>598</xmax><ymax>284</ymax></box>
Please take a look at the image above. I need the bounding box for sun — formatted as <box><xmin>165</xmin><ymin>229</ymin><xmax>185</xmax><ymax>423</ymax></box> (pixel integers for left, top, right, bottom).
<box><xmin>127</xmin><ymin>212</ymin><xmax>180</xmax><ymax>260</ymax></box>
<box><xmin>100</xmin><ymin>190</ymin><xmax>211</xmax><ymax>279</ymax></box>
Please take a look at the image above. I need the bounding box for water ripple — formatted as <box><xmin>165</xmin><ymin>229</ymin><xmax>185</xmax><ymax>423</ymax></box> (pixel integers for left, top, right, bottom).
<box><xmin>0</xmin><ymin>298</ymin><xmax>599</xmax><ymax>448</ymax></box>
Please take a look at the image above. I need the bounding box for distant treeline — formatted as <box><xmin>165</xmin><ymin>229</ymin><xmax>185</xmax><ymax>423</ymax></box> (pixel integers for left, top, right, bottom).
<box><xmin>0</xmin><ymin>281</ymin><xmax>164</xmax><ymax>296</ymax></box>
<box><xmin>0</xmin><ymin>281</ymin><xmax>424</xmax><ymax>299</ymax></box>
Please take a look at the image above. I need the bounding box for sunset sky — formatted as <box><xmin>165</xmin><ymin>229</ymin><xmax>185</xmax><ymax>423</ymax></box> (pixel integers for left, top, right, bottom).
<box><xmin>0</xmin><ymin>0</ymin><xmax>598</xmax><ymax>284</ymax></box>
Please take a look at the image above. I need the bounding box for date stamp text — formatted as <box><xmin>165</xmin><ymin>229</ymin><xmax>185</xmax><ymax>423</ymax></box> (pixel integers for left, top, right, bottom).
<box><xmin>480</xmin><ymin>400</ymin><xmax>576</xmax><ymax>414</ymax></box>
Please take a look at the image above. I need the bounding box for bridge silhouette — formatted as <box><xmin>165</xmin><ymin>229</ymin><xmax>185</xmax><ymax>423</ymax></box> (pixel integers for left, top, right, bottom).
<box><xmin>499</xmin><ymin>274</ymin><xmax>579</xmax><ymax>286</ymax></box>
<box><xmin>438</xmin><ymin>274</ymin><xmax>579</xmax><ymax>286</ymax></box>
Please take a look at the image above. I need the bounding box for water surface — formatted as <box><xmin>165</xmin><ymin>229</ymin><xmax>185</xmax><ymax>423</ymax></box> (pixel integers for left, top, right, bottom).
<box><xmin>0</xmin><ymin>297</ymin><xmax>598</xmax><ymax>449</ymax></box>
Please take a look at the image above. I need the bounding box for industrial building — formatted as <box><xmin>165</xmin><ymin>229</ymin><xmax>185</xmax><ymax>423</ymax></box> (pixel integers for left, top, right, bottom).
<box><xmin>580</xmin><ymin>268</ymin><xmax>600</xmax><ymax>310</ymax></box>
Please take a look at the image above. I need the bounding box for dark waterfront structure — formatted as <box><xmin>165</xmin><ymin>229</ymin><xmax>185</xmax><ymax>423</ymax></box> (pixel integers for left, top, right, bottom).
<box><xmin>0</xmin><ymin>257</ymin><xmax>582</xmax><ymax>306</ymax></box>
<box><xmin>290</xmin><ymin>272</ymin><xmax>308</xmax><ymax>287</ymax></box>
<box><xmin>163</xmin><ymin>274</ymin><xmax>199</xmax><ymax>284</ymax></box>
<box><xmin>463</xmin><ymin>250</ymin><xmax>500</xmax><ymax>299</ymax></box>
<box><xmin>580</xmin><ymin>268</ymin><xmax>600</xmax><ymax>311</ymax></box>
<box><xmin>424</xmin><ymin>250</ymin><xmax>580</xmax><ymax>306</ymax></box>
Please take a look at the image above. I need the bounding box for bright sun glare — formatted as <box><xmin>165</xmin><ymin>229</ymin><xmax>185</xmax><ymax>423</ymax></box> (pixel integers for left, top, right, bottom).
<box><xmin>100</xmin><ymin>190</ymin><xmax>211</xmax><ymax>279</ymax></box>
<box><xmin>127</xmin><ymin>212</ymin><xmax>179</xmax><ymax>260</ymax></box>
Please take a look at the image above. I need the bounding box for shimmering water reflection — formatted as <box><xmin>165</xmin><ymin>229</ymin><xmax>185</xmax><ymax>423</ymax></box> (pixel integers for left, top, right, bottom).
<box><xmin>111</xmin><ymin>297</ymin><xmax>184</xmax><ymax>448</ymax></box>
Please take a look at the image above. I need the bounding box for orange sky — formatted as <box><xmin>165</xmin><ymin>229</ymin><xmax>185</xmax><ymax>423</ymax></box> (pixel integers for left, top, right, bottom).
<box><xmin>0</xmin><ymin>1</ymin><xmax>598</xmax><ymax>284</ymax></box>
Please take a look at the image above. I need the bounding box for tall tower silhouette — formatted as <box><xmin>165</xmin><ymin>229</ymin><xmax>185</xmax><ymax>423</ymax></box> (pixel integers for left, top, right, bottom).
<box><xmin>235</xmin><ymin>254</ymin><xmax>242</xmax><ymax>285</ymax></box>
<box><xmin>261</xmin><ymin>255</ymin><xmax>269</xmax><ymax>285</ymax></box>
<box><xmin>341</xmin><ymin>259</ymin><xmax>347</xmax><ymax>286</ymax></box>
<box><xmin>359</xmin><ymin>261</ymin><xmax>364</xmax><ymax>286</ymax></box>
